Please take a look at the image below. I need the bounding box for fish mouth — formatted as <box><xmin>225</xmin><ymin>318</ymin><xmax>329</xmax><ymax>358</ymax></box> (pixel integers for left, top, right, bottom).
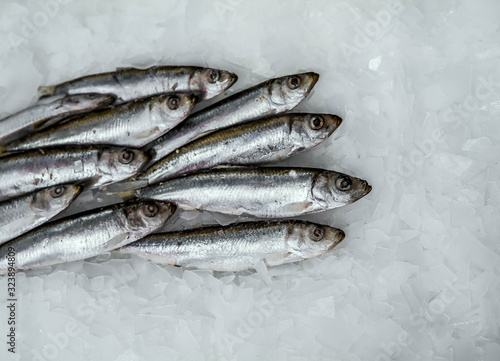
<box><xmin>101</xmin><ymin>94</ymin><xmax>118</xmax><ymax>107</ymax></box>
<box><xmin>309</xmin><ymin>72</ymin><xmax>320</xmax><ymax>90</ymax></box>
<box><xmin>327</xmin><ymin>228</ymin><xmax>345</xmax><ymax>251</ymax></box>
<box><xmin>187</xmin><ymin>94</ymin><xmax>198</xmax><ymax>109</ymax></box>
<box><xmin>345</xmin><ymin>181</ymin><xmax>372</xmax><ymax>204</ymax></box>
<box><xmin>69</xmin><ymin>185</ymin><xmax>84</xmax><ymax>201</ymax></box>
<box><xmin>228</xmin><ymin>72</ymin><xmax>238</xmax><ymax>88</ymax></box>
<box><xmin>333</xmin><ymin>115</ymin><xmax>343</xmax><ymax>128</ymax></box>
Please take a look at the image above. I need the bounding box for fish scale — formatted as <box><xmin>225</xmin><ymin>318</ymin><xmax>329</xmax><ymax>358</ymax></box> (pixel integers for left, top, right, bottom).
<box><xmin>0</xmin><ymin>93</ymin><xmax>116</xmax><ymax>147</ymax></box>
<box><xmin>147</xmin><ymin>72</ymin><xmax>320</xmax><ymax>163</ymax></box>
<box><xmin>38</xmin><ymin>66</ymin><xmax>238</xmax><ymax>103</ymax></box>
<box><xmin>117</xmin><ymin>221</ymin><xmax>345</xmax><ymax>272</ymax></box>
<box><xmin>136</xmin><ymin>113</ymin><xmax>341</xmax><ymax>185</ymax></box>
<box><xmin>6</xmin><ymin>94</ymin><xmax>196</xmax><ymax>152</ymax></box>
<box><xmin>0</xmin><ymin>185</ymin><xmax>82</xmax><ymax>245</ymax></box>
<box><xmin>0</xmin><ymin>146</ymin><xmax>149</xmax><ymax>201</ymax></box>
<box><xmin>0</xmin><ymin>201</ymin><xmax>176</xmax><ymax>273</ymax></box>
<box><xmin>136</xmin><ymin>167</ymin><xmax>372</xmax><ymax>218</ymax></box>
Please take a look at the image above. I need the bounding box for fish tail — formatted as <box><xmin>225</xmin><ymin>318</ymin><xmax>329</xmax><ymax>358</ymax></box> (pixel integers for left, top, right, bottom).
<box><xmin>106</xmin><ymin>180</ymin><xmax>140</xmax><ymax>201</ymax></box>
<box><xmin>109</xmin><ymin>189</ymin><xmax>137</xmax><ymax>201</ymax></box>
<box><xmin>37</xmin><ymin>85</ymin><xmax>56</xmax><ymax>97</ymax></box>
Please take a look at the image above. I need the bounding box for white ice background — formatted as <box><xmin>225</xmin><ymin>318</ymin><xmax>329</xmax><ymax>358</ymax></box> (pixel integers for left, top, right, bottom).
<box><xmin>0</xmin><ymin>0</ymin><xmax>499</xmax><ymax>360</ymax></box>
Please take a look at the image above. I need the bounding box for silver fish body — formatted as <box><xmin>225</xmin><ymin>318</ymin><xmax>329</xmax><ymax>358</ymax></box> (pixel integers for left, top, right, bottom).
<box><xmin>38</xmin><ymin>66</ymin><xmax>237</xmax><ymax>103</ymax></box>
<box><xmin>0</xmin><ymin>184</ymin><xmax>82</xmax><ymax>245</ymax></box>
<box><xmin>147</xmin><ymin>72</ymin><xmax>319</xmax><ymax>163</ymax></box>
<box><xmin>0</xmin><ymin>93</ymin><xmax>116</xmax><ymax>146</ymax></box>
<box><xmin>0</xmin><ymin>201</ymin><xmax>176</xmax><ymax>273</ymax></box>
<box><xmin>136</xmin><ymin>113</ymin><xmax>340</xmax><ymax>184</ymax></box>
<box><xmin>6</xmin><ymin>94</ymin><xmax>196</xmax><ymax>152</ymax></box>
<box><xmin>0</xmin><ymin>146</ymin><xmax>148</xmax><ymax>201</ymax></box>
<box><xmin>137</xmin><ymin>167</ymin><xmax>372</xmax><ymax>218</ymax></box>
<box><xmin>117</xmin><ymin>221</ymin><xmax>345</xmax><ymax>271</ymax></box>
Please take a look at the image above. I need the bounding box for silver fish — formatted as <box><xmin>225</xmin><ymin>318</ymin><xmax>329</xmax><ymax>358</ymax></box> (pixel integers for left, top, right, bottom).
<box><xmin>38</xmin><ymin>66</ymin><xmax>237</xmax><ymax>103</ymax></box>
<box><xmin>117</xmin><ymin>221</ymin><xmax>345</xmax><ymax>271</ymax></box>
<box><xmin>0</xmin><ymin>93</ymin><xmax>116</xmax><ymax>146</ymax></box>
<box><xmin>147</xmin><ymin>72</ymin><xmax>320</xmax><ymax>163</ymax></box>
<box><xmin>0</xmin><ymin>201</ymin><xmax>176</xmax><ymax>273</ymax></box>
<box><xmin>136</xmin><ymin>113</ymin><xmax>341</xmax><ymax>184</ymax></box>
<box><xmin>0</xmin><ymin>146</ymin><xmax>148</xmax><ymax>201</ymax></box>
<box><xmin>136</xmin><ymin>167</ymin><xmax>372</xmax><ymax>217</ymax></box>
<box><xmin>6</xmin><ymin>94</ymin><xmax>196</xmax><ymax>152</ymax></box>
<box><xmin>0</xmin><ymin>184</ymin><xmax>82</xmax><ymax>245</ymax></box>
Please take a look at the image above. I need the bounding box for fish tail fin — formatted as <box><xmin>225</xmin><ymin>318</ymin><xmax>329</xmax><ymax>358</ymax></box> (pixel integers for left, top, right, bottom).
<box><xmin>106</xmin><ymin>182</ymin><xmax>139</xmax><ymax>201</ymax></box>
<box><xmin>37</xmin><ymin>85</ymin><xmax>56</xmax><ymax>97</ymax></box>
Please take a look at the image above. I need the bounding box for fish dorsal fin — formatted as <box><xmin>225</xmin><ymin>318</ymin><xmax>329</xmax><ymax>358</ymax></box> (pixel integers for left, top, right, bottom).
<box><xmin>210</xmin><ymin>164</ymin><xmax>251</xmax><ymax>170</ymax></box>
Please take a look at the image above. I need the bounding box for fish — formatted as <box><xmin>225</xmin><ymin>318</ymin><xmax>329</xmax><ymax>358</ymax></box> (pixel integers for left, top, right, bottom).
<box><xmin>38</xmin><ymin>66</ymin><xmax>238</xmax><ymax>103</ymax></box>
<box><xmin>135</xmin><ymin>113</ymin><xmax>342</xmax><ymax>184</ymax></box>
<box><xmin>0</xmin><ymin>146</ymin><xmax>149</xmax><ymax>201</ymax></box>
<box><xmin>146</xmin><ymin>72</ymin><xmax>320</xmax><ymax>163</ymax></box>
<box><xmin>116</xmin><ymin>221</ymin><xmax>345</xmax><ymax>271</ymax></box>
<box><xmin>6</xmin><ymin>94</ymin><xmax>196</xmax><ymax>152</ymax></box>
<box><xmin>0</xmin><ymin>184</ymin><xmax>82</xmax><ymax>245</ymax></box>
<box><xmin>135</xmin><ymin>167</ymin><xmax>372</xmax><ymax>217</ymax></box>
<box><xmin>0</xmin><ymin>93</ymin><xmax>116</xmax><ymax>146</ymax></box>
<box><xmin>0</xmin><ymin>201</ymin><xmax>176</xmax><ymax>273</ymax></box>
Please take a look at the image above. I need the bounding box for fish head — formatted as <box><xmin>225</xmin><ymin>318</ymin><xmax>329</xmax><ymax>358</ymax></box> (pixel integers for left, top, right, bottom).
<box><xmin>62</xmin><ymin>93</ymin><xmax>117</xmax><ymax>109</ymax></box>
<box><xmin>191</xmin><ymin>68</ymin><xmax>238</xmax><ymax>100</ymax></box>
<box><xmin>97</xmin><ymin>148</ymin><xmax>150</xmax><ymax>186</ymax></box>
<box><xmin>288</xmin><ymin>222</ymin><xmax>345</xmax><ymax>258</ymax></box>
<box><xmin>268</xmin><ymin>72</ymin><xmax>319</xmax><ymax>107</ymax></box>
<box><xmin>156</xmin><ymin>93</ymin><xmax>197</xmax><ymax>121</ymax></box>
<box><xmin>289</xmin><ymin>113</ymin><xmax>342</xmax><ymax>148</ymax></box>
<box><xmin>312</xmin><ymin>171</ymin><xmax>372</xmax><ymax>208</ymax></box>
<box><xmin>124</xmin><ymin>201</ymin><xmax>176</xmax><ymax>234</ymax></box>
<box><xmin>31</xmin><ymin>184</ymin><xmax>83</xmax><ymax>214</ymax></box>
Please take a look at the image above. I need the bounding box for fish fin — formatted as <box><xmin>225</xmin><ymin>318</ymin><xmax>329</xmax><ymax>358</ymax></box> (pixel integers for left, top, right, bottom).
<box><xmin>0</xmin><ymin>149</ymin><xmax>16</xmax><ymax>158</ymax></box>
<box><xmin>105</xmin><ymin>180</ymin><xmax>139</xmax><ymax>201</ymax></box>
<box><xmin>32</xmin><ymin>114</ymin><xmax>68</xmax><ymax>130</ymax></box>
<box><xmin>116</xmin><ymin>67</ymin><xmax>137</xmax><ymax>72</ymax></box>
<box><xmin>105</xmin><ymin>233</ymin><xmax>130</xmax><ymax>250</ymax></box>
<box><xmin>210</xmin><ymin>164</ymin><xmax>251</xmax><ymax>170</ymax></box>
<box><xmin>136</xmin><ymin>127</ymin><xmax>161</xmax><ymax>139</ymax></box>
<box><xmin>263</xmin><ymin>252</ymin><xmax>296</xmax><ymax>267</ymax></box>
<box><xmin>281</xmin><ymin>202</ymin><xmax>314</xmax><ymax>213</ymax></box>
<box><xmin>37</xmin><ymin>85</ymin><xmax>56</xmax><ymax>97</ymax></box>
<box><xmin>107</xmin><ymin>188</ymin><xmax>137</xmax><ymax>201</ymax></box>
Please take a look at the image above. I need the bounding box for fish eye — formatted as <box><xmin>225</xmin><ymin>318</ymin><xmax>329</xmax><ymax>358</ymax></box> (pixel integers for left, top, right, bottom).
<box><xmin>287</xmin><ymin>76</ymin><xmax>301</xmax><ymax>90</ymax></box>
<box><xmin>50</xmin><ymin>186</ymin><xmax>66</xmax><ymax>198</ymax></box>
<box><xmin>336</xmin><ymin>176</ymin><xmax>352</xmax><ymax>191</ymax></box>
<box><xmin>143</xmin><ymin>203</ymin><xmax>159</xmax><ymax>217</ymax></box>
<box><xmin>119</xmin><ymin>150</ymin><xmax>134</xmax><ymax>164</ymax></box>
<box><xmin>312</xmin><ymin>227</ymin><xmax>325</xmax><ymax>241</ymax></box>
<box><xmin>209</xmin><ymin>70</ymin><xmax>220</xmax><ymax>84</ymax></box>
<box><xmin>167</xmin><ymin>95</ymin><xmax>180</xmax><ymax>110</ymax></box>
<box><xmin>309</xmin><ymin>115</ymin><xmax>324</xmax><ymax>130</ymax></box>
